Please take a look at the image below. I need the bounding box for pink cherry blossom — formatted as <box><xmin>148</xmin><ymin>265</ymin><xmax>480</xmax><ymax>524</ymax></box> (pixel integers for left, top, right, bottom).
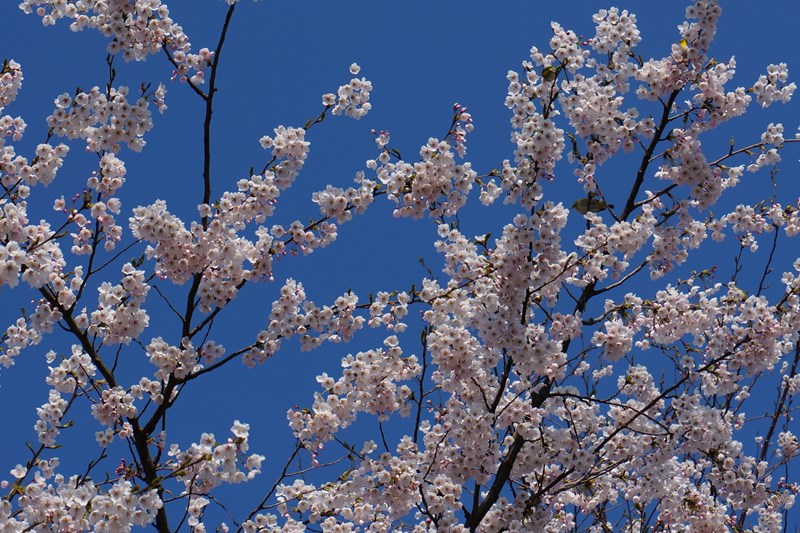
<box><xmin>2</xmin><ymin>0</ymin><xmax>800</xmax><ymax>531</ymax></box>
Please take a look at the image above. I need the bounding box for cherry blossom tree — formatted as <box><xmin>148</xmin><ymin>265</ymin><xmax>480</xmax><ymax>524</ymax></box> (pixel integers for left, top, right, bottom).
<box><xmin>2</xmin><ymin>0</ymin><xmax>800</xmax><ymax>531</ymax></box>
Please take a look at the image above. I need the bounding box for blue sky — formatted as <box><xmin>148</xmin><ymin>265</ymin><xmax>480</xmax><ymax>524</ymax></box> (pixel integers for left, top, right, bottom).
<box><xmin>3</xmin><ymin>0</ymin><xmax>800</xmax><ymax>528</ymax></box>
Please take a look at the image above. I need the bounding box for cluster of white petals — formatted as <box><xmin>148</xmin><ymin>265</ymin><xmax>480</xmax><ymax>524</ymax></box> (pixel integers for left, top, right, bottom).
<box><xmin>167</xmin><ymin>421</ymin><xmax>265</xmax><ymax>496</ymax></box>
<box><xmin>4</xmin><ymin>473</ymin><xmax>162</xmax><ymax>532</ymax></box>
<box><xmin>370</xmin><ymin>134</ymin><xmax>477</xmax><ymax>219</ymax></box>
<box><xmin>753</xmin><ymin>63</ymin><xmax>796</xmax><ymax>108</ymax></box>
<box><xmin>91</xmin><ymin>385</ymin><xmax>137</xmax><ymax>426</ymax></box>
<box><xmin>88</xmin><ymin>263</ymin><xmax>150</xmax><ymax>345</ymax></box>
<box><xmin>322</xmin><ymin>63</ymin><xmax>373</xmax><ymax>120</ymax></box>
<box><xmin>288</xmin><ymin>336</ymin><xmax>420</xmax><ymax>451</ymax></box>
<box><xmin>130</xmin><ymin>200</ymin><xmax>263</xmax><ymax>310</ymax></box>
<box><xmin>259</xmin><ymin>126</ymin><xmax>310</xmax><ymax>189</ymax></box>
<box><xmin>45</xmin><ymin>345</ymin><xmax>97</xmax><ymax>394</ymax></box>
<box><xmin>243</xmin><ymin>279</ymin><xmax>365</xmax><ymax>366</ymax></box>
<box><xmin>0</xmin><ymin>61</ymin><xmax>26</xmax><ymax>151</ymax></box>
<box><xmin>2</xmin><ymin>141</ymin><xmax>68</xmax><ymax>188</ymax></box>
<box><xmin>311</xmin><ymin>180</ymin><xmax>376</xmax><ymax>224</ymax></box>
<box><xmin>49</xmin><ymin>86</ymin><xmax>157</xmax><ymax>153</ymax></box>
<box><xmin>19</xmin><ymin>0</ymin><xmax>210</xmax><ymax>83</ymax></box>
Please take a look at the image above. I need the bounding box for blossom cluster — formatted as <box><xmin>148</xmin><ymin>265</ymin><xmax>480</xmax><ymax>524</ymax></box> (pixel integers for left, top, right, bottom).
<box><xmin>166</xmin><ymin>421</ymin><xmax>265</xmax><ymax>501</ymax></box>
<box><xmin>91</xmin><ymin>386</ymin><xmax>138</xmax><ymax>426</ymax></box>
<box><xmin>2</xmin><ymin>138</ymin><xmax>68</xmax><ymax>189</ymax></box>
<box><xmin>259</xmin><ymin>126</ymin><xmax>310</xmax><ymax>190</ymax></box>
<box><xmin>323</xmin><ymin>63</ymin><xmax>373</xmax><ymax>120</ymax></box>
<box><xmin>20</xmin><ymin>0</ymin><xmax>210</xmax><ymax>83</ymax></box>
<box><xmin>369</xmin><ymin>135</ymin><xmax>478</xmax><ymax>219</ymax></box>
<box><xmin>2</xmin><ymin>298</ymin><xmax>60</xmax><ymax>366</ymax></box>
<box><xmin>753</xmin><ymin>63</ymin><xmax>796</xmax><ymax>108</ymax></box>
<box><xmin>287</xmin><ymin>336</ymin><xmax>420</xmax><ymax>452</ymax></box>
<box><xmin>243</xmin><ymin>279</ymin><xmax>366</xmax><ymax>366</ymax></box>
<box><xmin>311</xmin><ymin>181</ymin><xmax>376</xmax><ymax>224</ymax></box>
<box><xmin>88</xmin><ymin>263</ymin><xmax>150</xmax><ymax>345</ymax></box>
<box><xmin>268</xmin><ymin>438</ymin><xmax>428</xmax><ymax>530</ymax></box>
<box><xmin>49</xmin><ymin>85</ymin><xmax>157</xmax><ymax>153</ymax></box>
<box><xmin>0</xmin><ymin>60</ymin><xmax>25</xmax><ymax>149</ymax></box>
<box><xmin>130</xmin><ymin>200</ymin><xmax>262</xmax><ymax>310</ymax></box>
<box><xmin>1</xmin><ymin>473</ymin><xmax>162</xmax><ymax>532</ymax></box>
<box><xmin>45</xmin><ymin>345</ymin><xmax>97</xmax><ymax>394</ymax></box>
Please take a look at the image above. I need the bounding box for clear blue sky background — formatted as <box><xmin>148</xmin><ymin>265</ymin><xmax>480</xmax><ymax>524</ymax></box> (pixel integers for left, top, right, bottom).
<box><xmin>2</xmin><ymin>1</ymin><xmax>800</xmax><ymax>528</ymax></box>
